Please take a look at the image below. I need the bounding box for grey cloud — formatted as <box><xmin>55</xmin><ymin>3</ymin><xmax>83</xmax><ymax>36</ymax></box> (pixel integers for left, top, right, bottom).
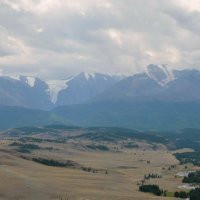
<box><xmin>0</xmin><ymin>0</ymin><xmax>200</xmax><ymax>79</ymax></box>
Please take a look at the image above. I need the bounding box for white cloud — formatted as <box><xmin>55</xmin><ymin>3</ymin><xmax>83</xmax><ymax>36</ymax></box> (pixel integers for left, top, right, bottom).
<box><xmin>173</xmin><ymin>0</ymin><xmax>200</xmax><ymax>12</ymax></box>
<box><xmin>35</xmin><ymin>28</ymin><xmax>44</xmax><ymax>33</ymax></box>
<box><xmin>0</xmin><ymin>0</ymin><xmax>200</xmax><ymax>79</ymax></box>
<box><xmin>107</xmin><ymin>29</ymin><xmax>122</xmax><ymax>45</ymax></box>
<box><xmin>2</xmin><ymin>0</ymin><xmax>113</xmax><ymax>15</ymax></box>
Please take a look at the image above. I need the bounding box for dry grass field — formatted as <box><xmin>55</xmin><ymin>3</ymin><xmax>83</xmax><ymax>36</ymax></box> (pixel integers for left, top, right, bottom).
<box><xmin>0</xmin><ymin>141</ymin><xmax>197</xmax><ymax>200</ymax></box>
<box><xmin>0</xmin><ymin>127</ymin><xmax>198</xmax><ymax>200</ymax></box>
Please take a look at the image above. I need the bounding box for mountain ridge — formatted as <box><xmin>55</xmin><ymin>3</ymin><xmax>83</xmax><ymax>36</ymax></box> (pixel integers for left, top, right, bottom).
<box><xmin>93</xmin><ymin>64</ymin><xmax>200</xmax><ymax>103</ymax></box>
<box><xmin>0</xmin><ymin>72</ymin><xmax>123</xmax><ymax>109</ymax></box>
<box><xmin>1</xmin><ymin>64</ymin><xmax>200</xmax><ymax>110</ymax></box>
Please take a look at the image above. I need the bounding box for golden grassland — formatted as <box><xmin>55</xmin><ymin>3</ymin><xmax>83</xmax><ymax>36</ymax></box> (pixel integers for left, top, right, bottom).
<box><xmin>0</xmin><ymin>139</ymin><xmax>197</xmax><ymax>200</ymax></box>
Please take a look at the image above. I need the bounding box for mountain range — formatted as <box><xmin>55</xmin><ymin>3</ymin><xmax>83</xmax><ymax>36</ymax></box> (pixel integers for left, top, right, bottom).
<box><xmin>95</xmin><ymin>64</ymin><xmax>200</xmax><ymax>103</ymax></box>
<box><xmin>0</xmin><ymin>72</ymin><xmax>122</xmax><ymax>110</ymax></box>
<box><xmin>1</xmin><ymin>64</ymin><xmax>200</xmax><ymax>110</ymax></box>
<box><xmin>1</xmin><ymin>64</ymin><xmax>200</xmax><ymax>131</ymax></box>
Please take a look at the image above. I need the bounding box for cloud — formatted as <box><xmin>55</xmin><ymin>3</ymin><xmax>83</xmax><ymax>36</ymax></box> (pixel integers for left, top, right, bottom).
<box><xmin>173</xmin><ymin>0</ymin><xmax>200</xmax><ymax>12</ymax></box>
<box><xmin>0</xmin><ymin>0</ymin><xmax>200</xmax><ymax>79</ymax></box>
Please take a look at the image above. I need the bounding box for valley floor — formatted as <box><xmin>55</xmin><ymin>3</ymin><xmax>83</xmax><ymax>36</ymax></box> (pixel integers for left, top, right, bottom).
<box><xmin>0</xmin><ymin>140</ymin><xmax>197</xmax><ymax>200</ymax></box>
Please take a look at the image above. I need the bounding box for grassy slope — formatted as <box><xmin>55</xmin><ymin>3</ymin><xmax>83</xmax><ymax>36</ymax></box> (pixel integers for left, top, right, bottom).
<box><xmin>0</xmin><ymin>106</ymin><xmax>70</xmax><ymax>131</ymax></box>
<box><xmin>2</xmin><ymin>101</ymin><xmax>200</xmax><ymax>131</ymax></box>
<box><xmin>54</xmin><ymin>102</ymin><xmax>200</xmax><ymax>131</ymax></box>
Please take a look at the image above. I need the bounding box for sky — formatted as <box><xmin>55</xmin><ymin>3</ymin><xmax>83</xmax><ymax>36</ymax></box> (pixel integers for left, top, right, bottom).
<box><xmin>0</xmin><ymin>0</ymin><xmax>200</xmax><ymax>79</ymax></box>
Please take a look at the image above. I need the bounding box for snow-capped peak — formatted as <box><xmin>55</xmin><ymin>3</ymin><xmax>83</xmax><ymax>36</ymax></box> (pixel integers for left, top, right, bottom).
<box><xmin>1</xmin><ymin>75</ymin><xmax>36</xmax><ymax>87</ymax></box>
<box><xmin>46</xmin><ymin>72</ymin><xmax>97</xmax><ymax>104</ymax></box>
<box><xmin>46</xmin><ymin>76</ymin><xmax>74</xmax><ymax>104</ymax></box>
<box><xmin>25</xmin><ymin>77</ymin><xmax>36</xmax><ymax>87</ymax></box>
<box><xmin>19</xmin><ymin>76</ymin><xmax>36</xmax><ymax>87</ymax></box>
<box><xmin>83</xmin><ymin>72</ymin><xmax>96</xmax><ymax>80</ymax></box>
<box><xmin>145</xmin><ymin>64</ymin><xmax>175</xmax><ymax>86</ymax></box>
<box><xmin>7</xmin><ymin>75</ymin><xmax>21</xmax><ymax>81</ymax></box>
